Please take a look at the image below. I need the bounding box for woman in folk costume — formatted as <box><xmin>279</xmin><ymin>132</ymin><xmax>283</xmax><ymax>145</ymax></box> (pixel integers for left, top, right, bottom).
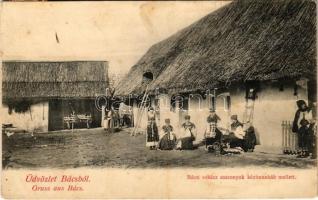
<box><xmin>243</xmin><ymin>123</ymin><xmax>257</xmax><ymax>152</ymax></box>
<box><xmin>103</xmin><ymin>107</ymin><xmax>113</xmax><ymax>133</ymax></box>
<box><xmin>223</xmin><ymin>115</ymin><xmax>248</xmax><ymax>151</ymax></box>
<box><xmin>207</xmin><ymin>109</ymin><xmax>221</xmax><ymax>125</ymax></box>
<box><xmin>204</xmin><ymin>110</ymin><xmax>222</xmax><ymax>151</ymax></box>
<box><xmin>292</xmin><ymin>100</ymin><xmax>315</xmax><ymax>158</ymax></box>
<box><xmin>146</xmin><ymin>107</ymin><xmax>159</xmax><ymax>150</ymax></box>
<box><xmin>158</xmin><ymin>119</ymin><xmax>177</xmax><ymax>150</ymax></box>
<box><xmin>297</xmin><ymin>119</ymin><xmax>312</xmax><ymax>158</ymax></box>
<box><xmin>176</xmin><ymin>115</ymin><xmax>197</xmax><ymax>150</ymax></box>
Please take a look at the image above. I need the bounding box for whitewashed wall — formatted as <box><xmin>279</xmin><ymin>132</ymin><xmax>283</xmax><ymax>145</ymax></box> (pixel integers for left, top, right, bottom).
<box><xmin>158</xmin><ymin>94</ymin><xmax>180</xmax><ymax>136</ymax></box>
<box><xmin>252</xmin><ymin>84</ymin><xmax>307</xmax><ymax>152</ymax></box>
<box><xmin>2</xmin><ymin>102</ymin><xmax>49</xmax><ymax>133</ymax></box>
<box><xmin>132</xmin><ymin>101</ymin><xmax>148</xmax><ymax>131</ymax></box>
<box><xmin>153</xmin><ymin>82</ymin><xmax>308</xmax><ymax>153</ymax></box>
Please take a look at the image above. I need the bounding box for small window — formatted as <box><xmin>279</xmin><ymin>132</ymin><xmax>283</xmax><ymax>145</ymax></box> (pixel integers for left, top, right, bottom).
<box><xmin>209</xmin><ymin>95</ymin><xmax>216</xmax><ymax>111</ymax></box>
<box><xmin>245</xmin><ymin>81</ymin><xmax>259</xmax><ymax>100</ymax></box>
<box><xmin>170</xmin><ymin>95</ymin><xmax>187</xmax><ymax>112</ymax></box>
<box><xmin>225</xmin><ymin>95</ymin><xmax>231</xmax><ymax>111</ymax></box>
<box><xmin>142</xmin><ymin>72</ymin><xmax>153</xmax><ymax>84</ymax></box>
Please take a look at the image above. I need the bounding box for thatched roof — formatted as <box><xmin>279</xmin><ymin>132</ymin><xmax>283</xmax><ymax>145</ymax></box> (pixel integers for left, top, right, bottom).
<box><xmin>116</xmin><ymin>0</ymin><xmax>316</xmax><ymax>95</ymax></box>
<box><xmin>2</xmin><ymin>61</ymin><xmax>109</xmax><ymax>99</ymax></box>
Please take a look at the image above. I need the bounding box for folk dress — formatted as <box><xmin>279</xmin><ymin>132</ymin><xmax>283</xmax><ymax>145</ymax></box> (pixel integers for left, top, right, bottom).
<box><xmin>103</xmin><ymin>109</ymin><xmax>113</xmax><ymax>130</ymax></box>
<box><xmin>292</xmin><ymin>100</ymin><xmax>315</xmax><ymax>152</ymax></box>
<box><xmin>159</xmin><ymin>125</ymin><xmax>176</xmax><ymax>150</ymax></box>
<box><xmin>176</xmin><ymin>122</ymin><xmax>196</xmax><ymax>150</ymax></box>
<box><xmin>204</xmin><ymin>122</ymin><xmax>222</xmax><ymax>147</ymax></box>
<box><xmin>146</xmin><ymin>111</ymin><xmax>159</xmax><ymax>147</ymax></box>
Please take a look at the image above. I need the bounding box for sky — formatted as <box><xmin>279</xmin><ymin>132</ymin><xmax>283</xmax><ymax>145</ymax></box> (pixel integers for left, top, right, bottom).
<box><xmin>1</xmin><ymin>1</ymin><xmax>230</xmax><ymax>74</ymax></box>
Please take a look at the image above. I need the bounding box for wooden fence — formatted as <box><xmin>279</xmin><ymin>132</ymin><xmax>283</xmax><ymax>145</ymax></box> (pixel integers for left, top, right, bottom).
<box><xmin>282</xmin><ymin>120</ymin><xmax>317</xmax><ymax>154</ymax></box>
<box><xmin>281</xmin><ymin>121</ymin><xmax>298</xmax><ymax>154</ymax></box>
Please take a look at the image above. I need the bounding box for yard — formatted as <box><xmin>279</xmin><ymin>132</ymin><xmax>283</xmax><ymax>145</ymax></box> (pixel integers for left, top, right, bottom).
<box><xmin>2</xmin><ymin>128</ymin><xmax>316</xmax><ymax>169</ymax></box>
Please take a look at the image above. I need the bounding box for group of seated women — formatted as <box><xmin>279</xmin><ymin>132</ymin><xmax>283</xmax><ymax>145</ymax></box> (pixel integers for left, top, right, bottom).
<box><xmin>158</xmin><ymin>116</ymin><xmax>197</xmax><ymax>150</ymax></box>
<box><xmin>145</xmin><ymin>107</ymin><xmax>257</xmax><ymax>152</ymax></box>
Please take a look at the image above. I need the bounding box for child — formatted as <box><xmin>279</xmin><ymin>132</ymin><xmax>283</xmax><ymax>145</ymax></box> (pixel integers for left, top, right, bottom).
<box><xmin>159</xmin><ymin>119</ymin><xmax>176</xmax><ymax>150</ymax></box>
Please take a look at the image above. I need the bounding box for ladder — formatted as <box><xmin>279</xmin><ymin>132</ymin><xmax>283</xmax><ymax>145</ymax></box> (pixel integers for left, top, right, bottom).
<box><xmin>131</xmin><ymin>86</ymin><xmax>149</xmax><ymax>136</ymax></box>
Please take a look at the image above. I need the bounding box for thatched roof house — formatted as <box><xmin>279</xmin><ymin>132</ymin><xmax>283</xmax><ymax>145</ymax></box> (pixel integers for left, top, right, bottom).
<box><xmin>2</xmin><ymin>61</ymin><xmax>109</xmax><ymax>132</ymax></box>
<box><xmin>2</xmin><ymin>61</ymin><xmax>109</xmax><ymax>100</ymax></box>
<box><xmin>116</xmin><ymin>0</ymin><xmax>316</xmax><ymax>95</ymax></box>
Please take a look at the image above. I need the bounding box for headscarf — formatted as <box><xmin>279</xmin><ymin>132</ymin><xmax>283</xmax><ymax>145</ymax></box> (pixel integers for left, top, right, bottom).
<box><xmin>296</xmin><ymin>100</ymin><xmax>307</xmax><ymax>111</ymax></box>
<box><xmin>207</xmin><ymin>113</ymin><xmax>221</xmax><ymax>123</ymax></box>
<box><xmin>292</xmin><ymin>100</ymin><xmax>311</xmax><ymax>132</ymax></box>
<box><xmin>231</xmin><ymin>115</ymin><xmax>238</xmax><ymax>120</ymax></box>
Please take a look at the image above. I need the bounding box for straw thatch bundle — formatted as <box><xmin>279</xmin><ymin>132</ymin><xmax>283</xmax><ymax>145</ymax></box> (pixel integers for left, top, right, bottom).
<box><xmin>116</xmin><ymin>0</ymin><xmax>316</xmax><ymax>95</ymax></box>
<box><xmin>2</xmin><ymin>61</ymin><xmax>109</xmax><ymax>99</ymax></box>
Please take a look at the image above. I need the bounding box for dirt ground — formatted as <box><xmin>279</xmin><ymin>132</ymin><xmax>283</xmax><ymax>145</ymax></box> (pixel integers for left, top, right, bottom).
<box><xmin>2</xmin><ymin>128</ymin><xmax>317</xmax><ymax>169</ymax></box>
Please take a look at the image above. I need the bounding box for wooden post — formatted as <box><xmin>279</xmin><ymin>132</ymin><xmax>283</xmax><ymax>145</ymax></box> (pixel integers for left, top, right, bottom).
<box><xmin>295</xmin><ymin>130</ymin><xmax>298</xmax><ymax>154</ymax></box>
<box><xmin>285</xmin><ymin>121</ymin><xmax>288</xmax><ymax>152</ymax></box>
<box><xmin>101</xmin><ymin>105</ymin><xmax>105</xmax><ymax>127</ymax></box>
<box><xmin>282</xmin><ymin>121</ymin><xmax>286</xmax><ymax>153</ymax></box>
<box><xmin>175</xmin><ymin>98</ymin><xmax>180</xmax><ymax>129</ymax></box>
<box><xmin>289</xmin><ymin>121</ymin><xmax>295</xmax><ymax>153</ymax></box>
<box><xmin>292</xmin><ymin>121</ymin><xmax>296</xmax><ymax>154</ymax></box>
<box><xmin>29</xmin><ymin>108</ymin><xmax>33</xmax><ymax>120</ymax></box>
<box><xmin>43</xmin><ymin>103</ymin><xmax>45</xmax><ymax>120</ymax></box>
<box><xmin>287</xmin><ymin>121</ymin><xmax>290</xmax><ymax>152</ymax></box>
<box><xmin>287</xmin><ymin>121</ymin><xmax>291</xmax><ymax>152</ymax></box>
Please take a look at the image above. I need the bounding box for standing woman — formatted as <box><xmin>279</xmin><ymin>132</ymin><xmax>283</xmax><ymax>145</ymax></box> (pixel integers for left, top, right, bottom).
<box><xmin>146</xmin><ymin>107</ymin><xmax>159</xmax><ymax>150</ymax></box>
<box><xmin>104</xmin><ymin>107</ymin><xmax>114</xmax><ymax>133</ymax></box>
<box><xmin>292</xmin><ymin>100</ymin><xmax>315</xmax><ymax>158</ymax></box>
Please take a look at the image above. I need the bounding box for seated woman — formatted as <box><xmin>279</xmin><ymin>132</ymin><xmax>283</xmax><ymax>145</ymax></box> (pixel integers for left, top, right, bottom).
<box><xmin>222</xmin><ymin>115</ymin><xmax>247</xmax><ymax>151</ymax></box>
<box><xmin>159</xmin><ymin>119</ymin><xmax>176</xmax><ymax>150</ymax></box>
<box><xmin>243</xmin><ymin>124</ymin><xmax>257</xmax><ymax>152</ymax></box>
<box><xmin>176</xmin><ymin>115</ymin><xmax>196</xmax><ymax>150</ymax></box>
<box><xmin>204</xmin><ymin>112</ymin><xmax>222</xmax><ymax>151</ymax></box>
